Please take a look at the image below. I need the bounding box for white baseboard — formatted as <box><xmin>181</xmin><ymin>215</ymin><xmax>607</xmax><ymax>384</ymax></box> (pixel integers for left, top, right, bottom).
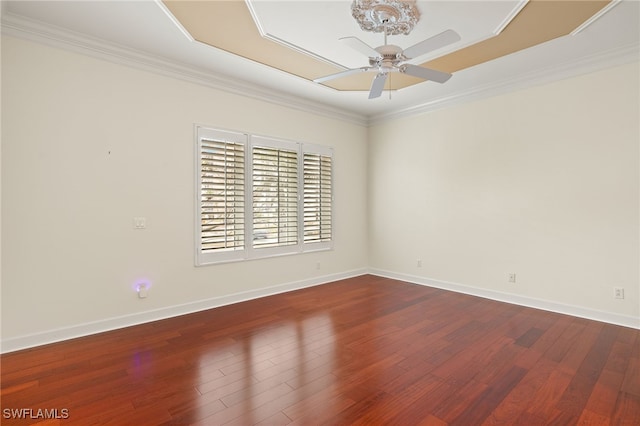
<box><xmin>4</xmin><ymin>267</ymin><xmax>636</xmax><ymax>353</ymax></box>
<box><xmin>369</xmin><ymin>268</ymin><xmax>640</xmax><ymax>330</ymax></box>
<box><xmin>0</xmin><ymin>269</ymin><xmax>367</xmax><ymax>353</ymax></box>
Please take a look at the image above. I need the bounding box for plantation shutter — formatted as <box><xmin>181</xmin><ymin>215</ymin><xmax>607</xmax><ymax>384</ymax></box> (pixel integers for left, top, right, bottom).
<box><xmin>252</xmin><ymin>145</ymin><xmax>299</xmax><ymax>249</ymax></box>
<box><xmin>196</xmin><ymin>126</ymin><xmax>332</xmax><ymax>265</ymax></box>
<box><xmin>303</xmin><ymin>149</ymin><xmax>333</xmax><ymax>244</ymax></box>
<box><xmin>196</xmin><ymin>127</ymin><xmax>249</xmax><ymax>265</ymax></box>
<box><xmin>200</xmin><ymin>139</ymin><xmax>246</xmax><ymax>252</ymax></box>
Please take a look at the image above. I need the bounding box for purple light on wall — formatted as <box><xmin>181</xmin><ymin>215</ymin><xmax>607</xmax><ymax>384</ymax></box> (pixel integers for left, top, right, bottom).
<box><xmin>132</xmin><ymin>279</ymin><xmax>152</xmax><ymax>293</ymax></box>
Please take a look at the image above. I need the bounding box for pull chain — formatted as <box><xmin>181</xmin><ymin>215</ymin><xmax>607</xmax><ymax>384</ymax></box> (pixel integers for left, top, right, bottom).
<box><xmin>383</xmin><ymin>21</ymin><xmax>391</xmax><ymax>100</ymax></box>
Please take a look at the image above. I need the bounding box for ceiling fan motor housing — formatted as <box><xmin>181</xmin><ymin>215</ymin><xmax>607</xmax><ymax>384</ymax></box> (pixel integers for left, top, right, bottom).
<box><xmin>370</xmin><ymin>44</ymin><xmax>403</xmax><ymax>70</ymax></box>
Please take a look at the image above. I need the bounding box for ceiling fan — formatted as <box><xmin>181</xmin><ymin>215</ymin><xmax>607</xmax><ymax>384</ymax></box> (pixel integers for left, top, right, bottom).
<box><xmin>314</xmin><ymin>27</ymin><xmax>461</xmax><ymax>99</ymax></box>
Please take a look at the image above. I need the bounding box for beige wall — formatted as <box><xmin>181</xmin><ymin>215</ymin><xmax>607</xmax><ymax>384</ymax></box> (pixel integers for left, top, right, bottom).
<box><xmin>2</xmin><ymin>34</ymin><xmax>638</xmax><ymax>350</ymax></box>
<box><xmin>1</xmin><ymin>36</ymin><xmax>368</xmax><ymax>345</ymax></box>
<box><xmin>369</xmin><ymin>61</ymin><xmax>639</xmax><ymax>323</ymax></box>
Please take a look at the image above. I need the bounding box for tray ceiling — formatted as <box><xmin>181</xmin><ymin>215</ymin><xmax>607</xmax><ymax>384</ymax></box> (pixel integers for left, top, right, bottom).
<box><xmin>2</xmin><ymin>0</ymin><xmax>638</xmax><ymax>122</ymax></box>
<box><xmin>163</xmin><ymin>0</ymin><xmax>610</xmax><ymax>91</ymax></box>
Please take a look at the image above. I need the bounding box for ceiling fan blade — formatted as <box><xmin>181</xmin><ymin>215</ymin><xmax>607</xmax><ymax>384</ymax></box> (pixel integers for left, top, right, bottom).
<box><xmin>368</xmin><ymin>73</ymin><xmax>388</xmax><ymax>99</ymax></box>
<box><xmin>402</xmin><ymin>29</ymin><xmax>461</xmax><ymax>60</ymax></box>
<box><xmin>340</xmin><ymin>36</ymin><xmax>380</xmax><ymax>58</ymax></box>
<box><xmin>313</xmin><ymin>67</ymin><xmax>371</xmax><ymax>83</ymax></box>
<box><xmin>401</xmin><ymin>64</ymin><xmax>452</xmax><ymax>83</ymax></box>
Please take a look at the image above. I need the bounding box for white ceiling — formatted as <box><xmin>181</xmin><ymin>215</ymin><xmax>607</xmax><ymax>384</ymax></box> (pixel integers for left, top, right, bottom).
<box><xmin>2</xmin><ymin>0</ymin><xmax>639</xmax><ymax>124</ymax></box>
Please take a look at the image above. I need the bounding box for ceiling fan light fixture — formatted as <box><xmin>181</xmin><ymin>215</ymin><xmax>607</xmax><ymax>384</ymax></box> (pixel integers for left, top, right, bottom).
<box><xmin>351</xmin><ymin>0</ymin><xmax>421</xmax><ymax>36</ymax></box>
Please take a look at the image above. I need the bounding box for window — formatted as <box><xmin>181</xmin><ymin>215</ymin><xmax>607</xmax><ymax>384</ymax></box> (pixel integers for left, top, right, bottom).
<box><xmin>196</xmin><ymin>126</ymin><xmax>333</xmax><ymax>265</ymax></box>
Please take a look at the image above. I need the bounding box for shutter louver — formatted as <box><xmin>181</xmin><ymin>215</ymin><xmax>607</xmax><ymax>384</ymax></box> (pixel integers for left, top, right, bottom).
<box><xmin>252</xmin><ymin>146</ymin><xmax>299</xmax><ymax>248</ymax></box>
<box><xmin>200</xmin><ymin>139</ymin><xmax>245</xmax><ymax>252</ymax></box>
<box><xmin>303</xmin><ymin>153</ymin><xmax>332</xmax><ymax>243</ymax></box>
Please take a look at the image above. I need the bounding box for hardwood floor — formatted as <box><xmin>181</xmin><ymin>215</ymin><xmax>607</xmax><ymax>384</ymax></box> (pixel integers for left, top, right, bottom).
<box><xmin>1</xmin><ymin>275</ymin><xmax>639</xmax><ymax>425</ymax></box>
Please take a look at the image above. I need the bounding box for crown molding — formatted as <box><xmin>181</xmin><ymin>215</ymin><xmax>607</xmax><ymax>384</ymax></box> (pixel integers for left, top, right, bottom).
<box><xmin>368</xmin><ymin>41</ymin><xmax>640</xmax><ymax>125</ymax></box>
<box><xmin>1</xmin><ymin>12</ymin><xmax>369</xmax><ymax>127</ymax></box>
<box><xmin>2</xmin><ymin>10</ymin><xmax>638</xmax><ymax>128</ymax></box>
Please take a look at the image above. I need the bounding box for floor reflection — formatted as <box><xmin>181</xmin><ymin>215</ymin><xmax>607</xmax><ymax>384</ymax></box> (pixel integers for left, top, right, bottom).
<box><xmin>192</xmin><ymin>311</ymin><xmax>337</xmax><ymax>423</ymax></box>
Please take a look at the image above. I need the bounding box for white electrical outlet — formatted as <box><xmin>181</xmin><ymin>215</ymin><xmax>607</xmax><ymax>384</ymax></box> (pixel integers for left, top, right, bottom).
<box><xmin>417</xmin><ymin>259</ymin><xmax>422</xmax><ymax>267</ymax></box>
<box><xmin>133</xmin><ymin>217</ymin><xmax>146</xmax><ymax>229</ymax></box>
<box><xmin>137</xmin><ymin>283</ymin><xmax>148</xmax><ymax>299</ymax></box>
<box><xmin>614</xmin><ymin>287</ymin><xmax>625</xmax><ymax>299</ymax></box>
<box><xmin>508</xmin><ymin>273</ymin><xmax>516</xmax><ymax>283</ymax></box>
<box><xmin>316</xmin><ymin>261</ymin><xmax>321</xmax><ymax>270</ymax></box>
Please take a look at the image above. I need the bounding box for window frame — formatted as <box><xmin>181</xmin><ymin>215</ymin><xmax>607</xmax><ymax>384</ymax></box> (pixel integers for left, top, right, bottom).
<box><xmin>195</xmin><ymin>125</ymin><xmax>333</xmax><ymax>266</ymax></box>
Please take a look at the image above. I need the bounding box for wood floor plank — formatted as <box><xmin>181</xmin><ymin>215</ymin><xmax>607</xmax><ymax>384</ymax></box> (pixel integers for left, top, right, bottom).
<box><xmin>524</xmin><ymin>367</ymin><xmax>575</xmax><ymax>420</ymax></box>
<box><xmin>553</xmin><ymin>324</ymin><xmax>619</xmax><ymax>422</ymax></box>
<box><xmin>544</xmin><ymin>319</ymin><xmax>589</xmax><ymax>363</ymax></box>
<box><xmin>582</xmin><ymin>368</ymin><xmax>625</xmax><ymax>419</ymax></box>
<box><xmin>431</xmin><ymin>378</ymin><xmax>488</xmax><ymax>423</ymax></box>
<box><xmin>611</xmin><ymin>391</ymin><xmax>640</xmax><ymax>425</ymax></box>
<box><xmin>621</xmin><ymin>356</ymin><xmax>640</xmax><ymax>397</ymax></box>
<box><xmin>281</xmin><ymin>374</ymin><xmax>350</xmax><ymax>421</ymax></box>
<box><xmin>1</xmin><ymin>275</ymin><xmax>638</xmax><ymax>425</ymax></box>
<box><xmin>449</xmin><ymin>365</ymin><xmax>528</xmax><ymax>425</ymax></box>
<box><xmin>480</xmin><ymin>356</ymin><xmax>558</xmax><ymax>425</ymax></box>
<box><xmin>514</xmin><ymin>326</ymin><xmax>546</xmax><ymax>348</ymax></box>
